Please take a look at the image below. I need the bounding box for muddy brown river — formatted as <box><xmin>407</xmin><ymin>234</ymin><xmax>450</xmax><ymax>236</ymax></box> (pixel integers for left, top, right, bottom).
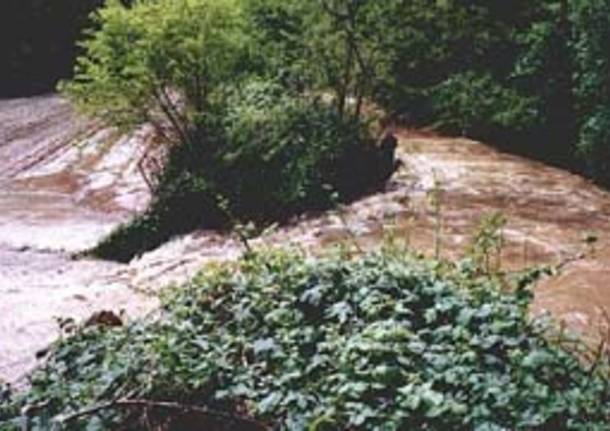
<box><xmin>1</xmin><ymin>95</ymin><xmax>610</xmax><ymax>384</ymax></box>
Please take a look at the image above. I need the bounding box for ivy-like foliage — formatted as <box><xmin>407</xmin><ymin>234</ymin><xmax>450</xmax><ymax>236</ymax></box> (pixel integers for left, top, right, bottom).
<box><xmin>2</xmin><ymin>249</ymin><xmax>609</xmax><ymax>430</ymax></box>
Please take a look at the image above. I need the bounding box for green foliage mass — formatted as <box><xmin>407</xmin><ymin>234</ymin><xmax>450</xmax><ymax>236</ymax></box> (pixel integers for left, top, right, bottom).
<box><xmin>365</xmin><ymin>0</ymin><xmax>610</xmax><ymax>184</ymax></box>
<box><xmin>209</xmin><ymin>81</ymin><xmax>390</xmax><ymax>219</ymax></box>
<box><xmin>571</xmin><ymin>0</ymin><xmax>610</xmax><ymax>183</ymax></box>
<box><xmin>63</xmin><ymin>0</ymin><xmax>249</xmax><ymax>134</ymax></box>
<box><xmin>249</xmin><ymin>0</ymin><xmax>394</xmax><ymax>121</ymax></box>
<box><xmin>64</xmin><ymin>0</ymin><xmax>397</xmax><ymax>260</ymax></box>
<box><xmin>430</xmin><ymin>72</ymin><xmax>539</xmax><ymax>137</ymax></box>
<box><xmin>247</xmin><ymin>0</ymin><xmax>610</xmax><ymax>185</ymax></box>
<box><xmin>6</xmin><ymin>0</ymin><xmax>610</xmax><ymax>186</ymax></box>
<box><xmin>92</xmin><ymin>80</ymin><xmax>391</xmax><ymax>262</ymax></box>
<box><xmin>2</xmin><ymin>249</ymin><xmax>610</xmax><ymax>430</ymax></box>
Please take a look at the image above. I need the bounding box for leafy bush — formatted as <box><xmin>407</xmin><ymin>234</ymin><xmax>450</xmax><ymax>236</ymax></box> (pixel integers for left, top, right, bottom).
<box><xmin>571</xmin><ymin>0</ymin><xmax>610</xmax><ymax>183</ymax></box>
<box><xmin>64</xmin><ymin>0</ymin><xmax>398</xmax><ymax>261</ymax></box>
<box><xmin>213</xmin><ymin>81</ymin><xmax>393</xmax><ymax>220</ymax></box>
<box><xmin>92</xmin><ymin>81</ymin><xmax>396</xmax><ymax>262</ymax></box>
<box><xmin>3</xmin><ymin>249</ymin><xmax>610</xmax><ymax>430</ymax></box>
<box><xmin>578</xmin><ymin>107</ymin><xmax>610</xmax><ymax>183</ymax></box>
<box><xmin>63</xmin><ymin>0</ymin><xmax>250</xmax><ymax>136</ymax></box>
<box><xmin>373</xmin><ymin>1</ymin><xmax>538</xmax><ymax>119</ymax></box>
<box><xmin>430</xmin><ymin>72</ymin><xmax>538</xmax><ymax>139</ymax></box>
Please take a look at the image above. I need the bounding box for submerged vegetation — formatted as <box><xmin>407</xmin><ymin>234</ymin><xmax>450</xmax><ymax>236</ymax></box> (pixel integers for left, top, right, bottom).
<box><xmin>2</xmin><ymin>248</ymin><xmax>610</xmax><ymax>430</ymax></box>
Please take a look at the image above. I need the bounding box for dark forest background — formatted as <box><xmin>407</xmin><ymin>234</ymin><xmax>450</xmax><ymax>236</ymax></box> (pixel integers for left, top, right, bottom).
<box><xmin>0</xmin><ymin>0</ymin><xmax>103</xmax><ymax>97</ymax></box>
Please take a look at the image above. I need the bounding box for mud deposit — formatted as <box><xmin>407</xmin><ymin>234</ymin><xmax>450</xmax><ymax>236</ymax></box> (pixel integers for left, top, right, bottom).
<box><xmin>1</xmin><ymin>95</ymin><xmax>610</xmax><ymax>383</ymax></box>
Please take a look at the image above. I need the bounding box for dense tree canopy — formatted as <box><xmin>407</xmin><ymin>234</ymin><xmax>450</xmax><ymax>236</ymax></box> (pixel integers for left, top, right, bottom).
<box><xmin>369</xmin><ymin>0</ymin><xmax>610</xmax><ymax>184</ymax></box>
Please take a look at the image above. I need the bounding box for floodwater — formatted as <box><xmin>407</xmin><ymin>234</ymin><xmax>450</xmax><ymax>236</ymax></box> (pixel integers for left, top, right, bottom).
<box><xmin>0</xmin><ymin>96</ymin><xmax>151</xmax><ymax>383</ymax></box>
<box><xmin>1</xmin><ymin>95</ymin><xmax>610</xmax><ymax>384</ymax></box>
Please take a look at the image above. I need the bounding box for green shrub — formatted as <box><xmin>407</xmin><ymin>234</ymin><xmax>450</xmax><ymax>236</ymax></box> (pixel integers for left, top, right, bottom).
<box><xmin>63</xmin><ymin>0</ymin><xmax>250</xmax><ymax>134</ymax></box>
<box><xmin>3</xmin><ymin>249</ymin><xmax>610</xmax><ymax>430</ymax></box>
<box><xmin>430</xmin><ymin>72</ymin><xmax>538</xmax><ymax>139</ymax></box>
<box><xmin>92</xmin><ymin>81</ymin><xmax>396</xmax><ymax>262</ymax></box>
<box><xmin>572</xmin><ymin>0</ymin><xmax>610</xmax><ymax>183</ymax></box>
<box><xmin>214</xmin><ymin>81</ymin><xmax>392</xmax><ymax>220</ymax></box>
<box><xmin>65</xmin><ymin>0</ymin><xmax>398</xmax><ymax>262</ymax></box>
<box><xmin>578</xmin><ymin>107</ymin><xmax>610</xmax><ymax>184</ymax></box>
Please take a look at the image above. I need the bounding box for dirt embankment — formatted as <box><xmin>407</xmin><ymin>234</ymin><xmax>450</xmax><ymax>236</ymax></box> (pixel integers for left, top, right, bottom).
<box><xmin>1</xmin><ymin>95</ymin><xmax>610</xmax><ymax>384</ymax></box>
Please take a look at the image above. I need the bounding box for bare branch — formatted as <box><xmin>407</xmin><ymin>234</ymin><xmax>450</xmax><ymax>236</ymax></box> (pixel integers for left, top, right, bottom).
<box><xmin>53</xmin><ymin>398</ymin><xmax>268</xmax><ymax>430</ymax></box>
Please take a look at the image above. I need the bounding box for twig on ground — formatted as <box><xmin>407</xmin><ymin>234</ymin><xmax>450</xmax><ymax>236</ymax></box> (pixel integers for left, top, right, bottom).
<box><xmin>53</xmin><ymin>398</ymin><xmax>267</xmax><ymax>430</ymax></box>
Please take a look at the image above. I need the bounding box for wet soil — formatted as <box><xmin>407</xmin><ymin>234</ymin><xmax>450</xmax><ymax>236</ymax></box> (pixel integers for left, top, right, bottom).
<box><xmin>1</xmin><ymin>96</ymin><xmax>610</xmax><ymax>384</ymax></box>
